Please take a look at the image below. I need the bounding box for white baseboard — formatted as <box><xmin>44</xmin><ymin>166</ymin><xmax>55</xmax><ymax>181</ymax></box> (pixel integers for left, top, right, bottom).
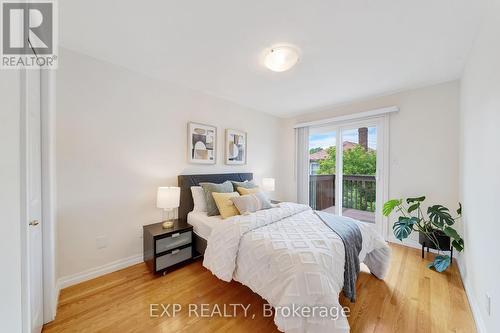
<box><xmin>388</xmin><ymin>235</ymin><xmax>427</xmax><ymax>251</ymax></box>
<box><xmin>57</xmin><ymin>254</ymin><xmax>143</xmax><ymax>290</ymax></box>
<box><xmin>388</xmin><ymin>235</ymin><xmax>444</xmax><ymax>255</ymax></box>
<box><xmin>455</xmin><ymin>255</ymin><xmax>487</xmax><ymax>333</ymax></box>
<box><xmin>388</xmin><ymin>236</ymin><xmax>420</xmax><ymax>249</ymax></box>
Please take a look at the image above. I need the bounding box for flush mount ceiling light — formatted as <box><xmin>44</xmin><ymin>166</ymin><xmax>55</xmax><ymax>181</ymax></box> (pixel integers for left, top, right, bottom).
<box><xmin>264</xmin><ymin>45</ymin><xmax>300</xmax><ymax>72</ymax></box>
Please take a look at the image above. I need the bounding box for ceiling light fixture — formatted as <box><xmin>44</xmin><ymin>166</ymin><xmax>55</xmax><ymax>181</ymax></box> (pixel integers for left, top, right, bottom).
<box><xmin>264</xmin><ymin>45</ymin><xmax>300</xmax><ymax>72</ymax></box>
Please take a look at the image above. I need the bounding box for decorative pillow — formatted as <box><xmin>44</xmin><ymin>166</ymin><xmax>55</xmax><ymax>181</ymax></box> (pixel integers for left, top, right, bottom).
<box><xmin>237</xmin><ymin>186</ymin><xmax>261</xmax><ymax>195</ymax></box>
<box><xmin>231</xmin><ymin>180</ymin><xmax>257</xmax><ymax>191</ymax></box>
<box><xmin>190</xmin><ymin>186</ymin><xmax>207</xmax><ymax>212</ymax></box>
<box><xmin>200</xmin><ymin>181</ymin><xmax>234</xmax><ymax>216</ymax></box>
<box><xmin>212</xmin><ymin>192</ymin><xmax>240</xmax><ymax>219</ymax></box>
<box><xmin>230</xmin><ymin>192</ymin><xmax>272</xmax><ymax>215</ymax></box>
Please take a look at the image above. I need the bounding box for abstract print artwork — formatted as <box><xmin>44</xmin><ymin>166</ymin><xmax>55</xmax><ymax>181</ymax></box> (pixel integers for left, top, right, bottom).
<box><xmin>225</xmin><ymin>129</ymin><xmax>247</xmax><ymax>165</ymax></box>
<box><xmin>188</xmin><ymin>122</ymin><xmax>216</xmax><ymax>164</ymax></box>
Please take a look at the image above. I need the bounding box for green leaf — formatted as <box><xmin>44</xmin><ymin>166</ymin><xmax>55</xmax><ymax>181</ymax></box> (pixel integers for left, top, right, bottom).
<box><xmin>452</xmin><ymin>239</ymin><xmax>464</xmax><ymax>252</ymax></box>
<box><xmin>383</xmin><ymin>199</ymin><xmax>402</xmax><ymax>216</ymax></box>
<box><xmin>427</xmin><ymin>205</ymin><xmax>454</xmax><ymax>227</ymax></box>
<box><xmin>443</xmin><ymin>226</ymin><xmax>460</xmax><ymax>240</ymax></box>
<box><xmin>393</xmin><ymin>216</ymin><xmax>417</xmax><ymax>241</ymax></box>
<box><xmin>457</xmin><ymin>203</ymin><xmax>462</xmax><ymax>216</ymax></box>
<box><xmin>406</xmin><ymin>196</ymin><xmax>426</xmax><ymax>204</ymax></box>
<box><xmin>407</xmin><ymin>203</ymin><xmax>420</xmax><ymax>214</ymax></box>
<box><xmin>428</xmin><ymin>255</ymin><xmax>451</xmax><ymax>272</ymax></box>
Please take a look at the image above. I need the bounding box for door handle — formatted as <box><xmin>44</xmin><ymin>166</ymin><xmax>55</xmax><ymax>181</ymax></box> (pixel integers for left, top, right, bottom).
<box><xmin>29</xmin><ymin>220</ymin><xmax>40</xmax><ymax>226</ymax></box>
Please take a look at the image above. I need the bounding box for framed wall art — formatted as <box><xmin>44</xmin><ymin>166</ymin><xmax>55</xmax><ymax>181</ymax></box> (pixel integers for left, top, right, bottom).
<box><xmin>187</xmin><ymin>122</ymin><xmax>217</xmax><ymax>164</ymax></box>
<box><xmin>225</xmin><ymin>129</ymin><xmax>247</xmax><ymax>165</ymax></box>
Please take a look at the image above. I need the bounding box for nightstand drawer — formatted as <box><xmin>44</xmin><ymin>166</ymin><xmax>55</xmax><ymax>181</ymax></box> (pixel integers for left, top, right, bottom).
<box><xmin>156</xmin><ymin>231</ymin><xmax>192</xmax><ymax>254</ymax></box>
<box><xmin>156</xmin><ymin>246</ymin><xmax>192</xmax><ymax>271</ymax></box>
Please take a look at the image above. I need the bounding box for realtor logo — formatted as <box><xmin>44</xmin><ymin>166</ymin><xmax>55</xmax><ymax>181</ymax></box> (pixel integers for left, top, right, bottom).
<box><xmin>1</xmin><ymin>0</ymin><xmax>57</xmax><ymax>69</ymax></box>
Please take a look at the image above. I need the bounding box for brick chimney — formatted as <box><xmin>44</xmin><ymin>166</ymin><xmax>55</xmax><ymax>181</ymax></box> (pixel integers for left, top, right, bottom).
<box><xmin>358</xmin><ymin>127</ymin><xmax>368</xmax><ymax>151</ymax></box>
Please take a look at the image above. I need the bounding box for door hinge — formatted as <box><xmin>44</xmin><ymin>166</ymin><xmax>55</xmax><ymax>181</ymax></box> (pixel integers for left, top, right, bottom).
<box><xmin>29</xmin><ymin>220</ymin><xmax>40</xmax><ymax>226</ymax></box>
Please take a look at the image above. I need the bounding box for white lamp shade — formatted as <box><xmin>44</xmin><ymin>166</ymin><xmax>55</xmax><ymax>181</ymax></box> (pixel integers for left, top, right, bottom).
<box><xmin>262</xmin><ymin>178</ymin><xmax>275</xmax><ymax>192</ymax></box>
<box><xmin>156</xmin><ymin>187</ymin><xmax>180</xmax><ymax>210</ymax></box>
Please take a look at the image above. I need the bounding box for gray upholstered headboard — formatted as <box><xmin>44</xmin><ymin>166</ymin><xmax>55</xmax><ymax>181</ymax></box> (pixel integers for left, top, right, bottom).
<box><xmin>177</xmin><ymin>173</ymin><xmax>253</xmax><ymax>221</ymax></box>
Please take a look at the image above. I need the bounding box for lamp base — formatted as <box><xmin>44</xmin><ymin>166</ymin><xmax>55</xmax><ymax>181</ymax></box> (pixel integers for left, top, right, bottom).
<box><xmin>162</xmin><ymin>220</ymin><xmax>174</xmax><ymax>229</ymax></box>
<box><xmin>161</xmin><ymin>209</ymin><xmax>175</xmax><ymax>229</ymax></box>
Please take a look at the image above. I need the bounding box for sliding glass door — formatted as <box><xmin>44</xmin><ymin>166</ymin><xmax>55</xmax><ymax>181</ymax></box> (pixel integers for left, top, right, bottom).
<box><xmin>308</xmin><ymin>117</ymin><xmax>386</xmax><ymax>233</ymax></box>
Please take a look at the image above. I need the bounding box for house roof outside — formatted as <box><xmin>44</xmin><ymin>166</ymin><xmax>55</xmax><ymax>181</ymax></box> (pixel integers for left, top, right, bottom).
<box><xmin>342</xmin><ymin>141</ymin><xmax>358</xmax><ymax>151</ymax></box>
<box><xmin>310</xmin><ymin>149</ymin><xmax>328</xmax><ymax>161</ymax></box>
<box><xmin>310</xmin><ymin>141</ymin><xmax>374</xmax><ymax>161</ymax></box>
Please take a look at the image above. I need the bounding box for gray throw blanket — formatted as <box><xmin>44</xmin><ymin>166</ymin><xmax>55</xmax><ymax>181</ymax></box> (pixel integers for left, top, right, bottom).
<box><xmin>314</xmin><ymin>211</ymin><xmax>362</xmax><ymax>302</ymax></box>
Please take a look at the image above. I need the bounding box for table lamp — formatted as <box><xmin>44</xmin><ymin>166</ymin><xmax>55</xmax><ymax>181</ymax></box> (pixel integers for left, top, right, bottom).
<box><xmin>157</xmin><ymin>186</ymin><xmax>180</xmax><ymax>229</ymax></box>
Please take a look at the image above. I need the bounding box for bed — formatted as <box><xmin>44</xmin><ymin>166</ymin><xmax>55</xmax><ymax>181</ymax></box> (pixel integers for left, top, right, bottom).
<box><xmin>177</xmin><ymin>173</ymin><xmax>391</xmax><ymax>333</ymax></box>
<box><xmin>178</xmin><ymin>173</ymin><xmax>253</xmax><ymax>255</ymax></box>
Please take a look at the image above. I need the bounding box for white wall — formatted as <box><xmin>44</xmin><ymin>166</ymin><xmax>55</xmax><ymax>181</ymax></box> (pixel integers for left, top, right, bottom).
<box><xmin>56</xmin><ymin>48</ymin><xmax>283</xmax><ymax>281</ymax></box>
<box><xmin>280</xmin><ymin>81</ymin><xmax>461</xmax><ymax>243</ymax></box>
<box><xmin>0</xmin><ymin>71</ymin><xmax>23</xmax><ymax>332</ymax></box>
<box><xmin>459</xmin><ymin>0</ymin><xmax>500</xmax><ymax>331</ymax></box>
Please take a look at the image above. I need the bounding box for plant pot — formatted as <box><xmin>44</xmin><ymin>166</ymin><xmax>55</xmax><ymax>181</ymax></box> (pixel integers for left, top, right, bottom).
<box><xmin>418</xmin><ymin>230</ymin><xmax>450</xmax><ymax>251</ymax></box>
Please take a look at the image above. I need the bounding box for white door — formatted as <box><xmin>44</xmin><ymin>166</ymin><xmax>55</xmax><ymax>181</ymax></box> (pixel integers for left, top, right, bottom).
<box><xmin>25</xmin><ymin>68</ymin><xmax>44</xmax><ymax>333</ymax></box>
<box><xmin>308</xmin><ymin>116</ymin><xmax>388</xmax><ymax>238</ymax></box>
<box><xmin>336</xmin><ymin>118</ymin><xmax>386</xmax><ymax>236</ymax></box>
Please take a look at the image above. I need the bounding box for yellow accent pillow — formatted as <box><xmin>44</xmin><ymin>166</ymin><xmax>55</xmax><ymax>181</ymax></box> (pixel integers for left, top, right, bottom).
<box><xmin>212</xmin><ymin>192</ymin><xmax>240</xmax><ymax>219</ymax></box>
<box><xmin>237</xmin><ymin>186</ymin><xmax>261</xmax><ymax>195</ymax></box>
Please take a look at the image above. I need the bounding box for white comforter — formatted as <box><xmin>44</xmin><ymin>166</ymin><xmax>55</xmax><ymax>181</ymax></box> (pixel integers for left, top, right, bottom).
<box><xmin>203</xmin><ymin>203</ymin><xmax>391</xmax><ymax>333</ymax></box>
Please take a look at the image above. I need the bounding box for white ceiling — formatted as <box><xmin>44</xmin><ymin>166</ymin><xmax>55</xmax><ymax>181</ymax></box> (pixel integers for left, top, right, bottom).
<box><xmin>60</xmin><ymin>0</ymin><xmax>485</xmax><ymax>117</ymax></box>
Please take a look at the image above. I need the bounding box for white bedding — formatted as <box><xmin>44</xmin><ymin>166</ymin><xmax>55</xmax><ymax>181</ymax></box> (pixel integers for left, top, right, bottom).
<box><xmin>187</xmin><ymin>211</ymin><xmax>222</xmax><ymax>240</ymax></box>
<box><xmin>203</xmin><ymin>202</ymin><xmax>391</xmax><ymax>333</ymax></box>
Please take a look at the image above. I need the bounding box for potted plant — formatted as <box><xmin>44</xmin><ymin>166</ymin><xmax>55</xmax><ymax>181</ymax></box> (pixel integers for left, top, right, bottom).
<box><xmin>383</xmin><ymin>196</ymin><xmax>464</xmax><ymax>272</ymax></box>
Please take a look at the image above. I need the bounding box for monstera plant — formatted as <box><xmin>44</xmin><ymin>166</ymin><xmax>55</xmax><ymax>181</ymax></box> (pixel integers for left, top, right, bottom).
<box><xmin>383</xmin><ymin>196</ymin><xmax>464</xmax><ymax>272</ymax></box>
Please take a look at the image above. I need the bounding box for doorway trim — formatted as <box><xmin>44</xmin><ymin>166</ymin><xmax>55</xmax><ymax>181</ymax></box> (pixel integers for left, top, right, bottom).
<box><xmin>19</xmin><ymin>69</ymin><xmax>30</xmax><ymax>333</ymax></box>
<box><xmin>20</xmin><ymin>68</ymin><xmax>58</xmax><ymax>332</ymax></box>
<box><xmin>41</xmin><ymin>69</ymin><xmax>58</xmax><ymax>323</ymax></box>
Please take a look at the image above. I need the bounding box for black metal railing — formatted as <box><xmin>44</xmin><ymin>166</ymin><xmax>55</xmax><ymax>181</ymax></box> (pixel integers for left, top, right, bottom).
<box><xmin>309</xmin><ymin>174</ymin><xmax>376</xmax><ymax>212</ymax></box>
<box><xmin>342</xmin><ymin>175</ymin><xmax>376</xmax><ymax>212</ymax></box>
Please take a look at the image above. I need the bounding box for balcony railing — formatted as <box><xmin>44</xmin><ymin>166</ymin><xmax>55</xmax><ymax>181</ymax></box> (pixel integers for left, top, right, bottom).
<box><xmin>309</xmin><ymin>174</ymin><xmax>376</xmax><ymax>212</ymax></box>
<box><xmin>342</xmin><ymin>175</ymin><xmax>376</xmax><ymax>212</ymax></box>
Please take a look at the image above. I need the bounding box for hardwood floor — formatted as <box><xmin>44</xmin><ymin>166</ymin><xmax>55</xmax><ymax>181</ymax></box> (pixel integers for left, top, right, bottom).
<box><xmin>43</xmin><ymin>244</ymin><xmax>476</xmax><ymax>333</ymax></box>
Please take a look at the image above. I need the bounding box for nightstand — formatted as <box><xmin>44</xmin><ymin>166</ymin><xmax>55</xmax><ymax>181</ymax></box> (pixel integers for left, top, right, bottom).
<box><xmin>143</xmin><ymin>219</ymin><xmax>193</xmax><ymax>275</ymax></box>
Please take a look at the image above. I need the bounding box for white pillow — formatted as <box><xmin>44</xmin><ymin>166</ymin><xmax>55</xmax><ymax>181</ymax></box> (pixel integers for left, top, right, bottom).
<box><xmin>191</xmin><ymin>186</ymin><xmax>207</xmax><ymax>212</ymax></box>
